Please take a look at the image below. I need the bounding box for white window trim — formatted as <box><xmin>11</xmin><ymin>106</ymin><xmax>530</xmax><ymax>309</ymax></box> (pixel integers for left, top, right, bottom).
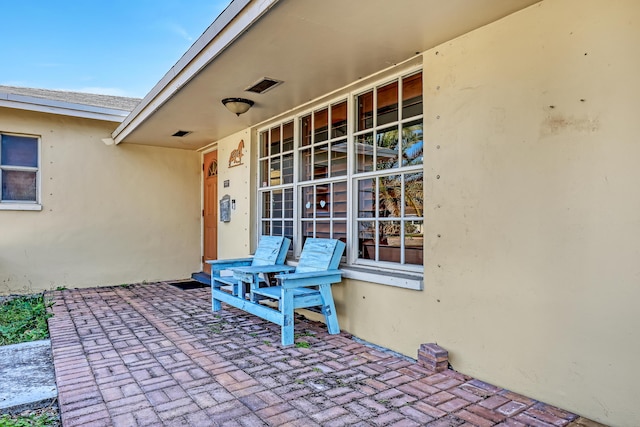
<box><xmin>257</xmin><ymin>67</ymin><xmax>424</xmax><ymax>290</ymax></box>
<box><xmin>0</xmin><ymin>133</ymin><xmax>42</xmax><ymax>211</ymax></box>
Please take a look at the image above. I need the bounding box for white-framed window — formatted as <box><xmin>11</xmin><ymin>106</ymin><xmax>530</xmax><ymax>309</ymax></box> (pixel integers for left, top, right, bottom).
<box><xmin>0</xmin><ymin>133</ymin><xmax>41</xmax><ymax>211</ymax></box>
<box><xmin>257</xmin><ymin>70</ymin><xmax>423</xmax><ymax>279</ymax></box>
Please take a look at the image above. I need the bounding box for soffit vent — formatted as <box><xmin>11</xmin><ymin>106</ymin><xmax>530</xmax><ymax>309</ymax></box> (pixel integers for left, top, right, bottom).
<box><xmin>245</xmin><ymin>77</ymin><xmax>283</xmax><ymax>94</ymax></box>
<box><xmin>172</xmin><ymin>130</ymin><xmax>191</xmax><ymax>137</ymax></box>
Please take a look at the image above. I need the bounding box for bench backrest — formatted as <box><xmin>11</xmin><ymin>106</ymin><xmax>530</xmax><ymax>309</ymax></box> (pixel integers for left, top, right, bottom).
<box><xmin>251</xmin><ymin>235</ymin><xmax>291</xmax><ymax>266</ymax></box>
<box><xmin>295</xmin><ymin>238</ymin><xmax>345</xmax><ymax>273</ymax></box>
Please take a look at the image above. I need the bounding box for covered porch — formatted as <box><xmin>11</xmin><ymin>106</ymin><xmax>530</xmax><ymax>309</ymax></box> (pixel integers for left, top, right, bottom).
<box><xmin>48</xmin><ymin>283</ymin><xmax>587</xmax><ymax>426</ymax></box>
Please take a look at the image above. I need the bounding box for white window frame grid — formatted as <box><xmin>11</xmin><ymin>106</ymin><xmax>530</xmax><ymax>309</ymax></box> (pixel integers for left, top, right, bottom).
<box><xmin>258</xmin><ymin>122</ymin><xmax>296</xmax><ymax>244</ymax></box>
<box><xmin>0</xmin><ymin>132</ymin><xmax>42</xmax><ymax>211</ymax></box>
<box><xmin>351</xmin><ymin>72</ymin><xmax>424</xmax><ymax>273</ymax></box>
<box><xmin>256</xmin><ymin>67</ymin><xmax>423</xmax><ymax>276</ymax></box>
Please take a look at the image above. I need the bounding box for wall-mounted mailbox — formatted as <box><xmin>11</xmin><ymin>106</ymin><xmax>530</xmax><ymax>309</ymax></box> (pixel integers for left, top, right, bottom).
<box><xmin>220</xmin><ymin>194</ymin><xmax>231</xmax><ymax>222</ymax></box>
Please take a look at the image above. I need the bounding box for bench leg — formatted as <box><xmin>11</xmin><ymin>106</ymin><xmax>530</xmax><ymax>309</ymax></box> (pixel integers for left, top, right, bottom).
<box><xmin>319</xmin><ymin>284</ymin><xmax>340</xmax><ymax>335</ymax></box>
<box><xmin>281</xmin><ymin>290</ymin><xmax>295</xmax><ymax>346</ymax></box>
<box><xmin>212</xmin><ymin>278</ymin><xmax>222</xmax><ymax>312</ymax></box>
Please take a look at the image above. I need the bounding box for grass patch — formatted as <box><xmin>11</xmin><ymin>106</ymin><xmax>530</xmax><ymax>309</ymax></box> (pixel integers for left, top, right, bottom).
<box><xmin>0</xmin><ymin>294</ymin><xmax>53</xmax><ymax>346</ymax></box>
<box><xmin>295</xmin><ymin>341</ymin><xmax>311</xmax><ymax>348</ymax></box>
<box><xmin>0</xmin><ymin>412</ymin><xmax>57</xmax><ymax>426</ymax></box>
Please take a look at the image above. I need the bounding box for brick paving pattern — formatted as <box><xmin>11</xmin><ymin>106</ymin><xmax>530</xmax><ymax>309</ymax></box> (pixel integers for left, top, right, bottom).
<box><xmin>47</xmin><ymin>283</ymin><xmax>586</xmax><ymax>426</ymax></box>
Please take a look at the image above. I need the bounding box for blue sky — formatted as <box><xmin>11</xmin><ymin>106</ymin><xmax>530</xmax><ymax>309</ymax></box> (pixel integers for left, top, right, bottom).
<box><xmin>0</xmin><ymin>1</ymin><xmax>231</xmax><ymax>98</ymax></box>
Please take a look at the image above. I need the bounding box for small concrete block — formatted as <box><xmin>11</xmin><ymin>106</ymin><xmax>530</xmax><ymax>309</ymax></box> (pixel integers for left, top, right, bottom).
<box><xmin>0</xmin><ymin>340</ymin><xmax>58</xmax><ymax>411</ymax></box>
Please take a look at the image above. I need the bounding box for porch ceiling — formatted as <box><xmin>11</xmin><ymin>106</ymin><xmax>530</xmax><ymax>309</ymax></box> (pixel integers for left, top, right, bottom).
<box><xmin>115</xmin><ymin>0</ymin><xmax>541</xmax><ymax>150</ymax></box>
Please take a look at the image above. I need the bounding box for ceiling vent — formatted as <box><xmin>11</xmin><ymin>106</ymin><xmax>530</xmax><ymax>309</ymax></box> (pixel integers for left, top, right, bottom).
<box><xmin>172</xmin><ymin>130</ymin><xmax>191</xmax><ymax>137</ymax></box>
<box><xmin>245</xmin><ymin>77</ymin><xmax>283</xmax><ymax>94</ymax></box>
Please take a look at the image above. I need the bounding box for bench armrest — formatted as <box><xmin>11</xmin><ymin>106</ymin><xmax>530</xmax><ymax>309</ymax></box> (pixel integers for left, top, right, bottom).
<box><xmin>275</xmin><ymin>269</ymin><xmax>343</xmax><ymax>288</ymax></box>
<box><xmin>231</xmin><ymin>265</ymin><xmax>296</xmax><ymax>275</ymax></box>
<box><xmin>208</xmin><ymin>258</ymin><xmax>253</xmax><ymax>274</ymax></box>
<box><xmin>207</xmin><ymin>257</ymin><xmax>253</xmax><ymax>265</ymax></box>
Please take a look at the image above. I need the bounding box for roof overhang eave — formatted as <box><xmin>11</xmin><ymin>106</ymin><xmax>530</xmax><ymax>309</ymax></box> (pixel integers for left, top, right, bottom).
<box><xmin>111</xmin><ymin>0</ymin><xmax>278</xmax><ymax>145</ymax></box>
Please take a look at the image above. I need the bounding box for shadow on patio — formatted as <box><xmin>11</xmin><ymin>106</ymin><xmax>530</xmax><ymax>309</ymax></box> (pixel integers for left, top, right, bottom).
<box><xmin>47</xmin><ymin>282</ymin><xmax>590</xmax><ymax>427</ymax></box>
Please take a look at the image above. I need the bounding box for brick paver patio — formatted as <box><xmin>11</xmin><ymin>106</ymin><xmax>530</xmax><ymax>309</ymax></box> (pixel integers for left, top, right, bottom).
<box><xmin>47</xmin><ymin>283</ymin><xmax>594</xmax><ymax>426</ymax></box>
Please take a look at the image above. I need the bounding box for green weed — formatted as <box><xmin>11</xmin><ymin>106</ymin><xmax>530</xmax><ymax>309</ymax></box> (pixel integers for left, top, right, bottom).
<box><xmin>0</xmin><ymin>412</ymin><xmax>57</xmax><ymax>426</ymax></box>
<box><xmin>0</xmin><ymin>295</ymin><xmax>52</xmax><ymax>346</ymax></box>
<box><xmin>295</xmin><ymin>341</ymin><xmax>310</xmax><ymax>348</ymax></box>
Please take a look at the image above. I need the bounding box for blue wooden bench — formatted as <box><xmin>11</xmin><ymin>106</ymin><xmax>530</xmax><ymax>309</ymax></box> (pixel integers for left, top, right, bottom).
<box><xmin>208</xmin><ymin>235</ymin><xmax>290</xmax><ymax>310</ymax></box>
<box><xmin>212</xmin><ymin>238</ymin><xmax>346</xmax><ymax>346</ymax></box>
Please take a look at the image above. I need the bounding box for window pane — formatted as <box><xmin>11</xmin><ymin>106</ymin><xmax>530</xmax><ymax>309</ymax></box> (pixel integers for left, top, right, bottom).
<box><xmin>333</xmin><ymin>221</ymin><xmax>347</xmax><ymax>245</ymax></box>
<box><xmin>1</xmin><ymin>135</ymin><xmax>38</xmax><ymax>167</ymax></box>
<box><xmin>402</xmin><ymin>120</ymin><xmax>423</xmax><ymax>166</ymax></box>
<box><xmin>331</xmin><ymin>101</ymin><xmax>347</xmax><ymax>138</ymax></box>
<box><xmin>314</xmin><ymin>108</ymin><xmax>328</xmax><ymax>143</ymax></box>
<box><xmin>402</xmin><ymin>72</ymin><xmax>423</xmax><ymax>119</ymax></box>
<box><xmin>300</xmin><ymin>115</ymin><xmax>312</xmax><ymax>147</ymax></box>
<box><xmin>273</xmin><ymin>220</ymin><xmax>283</xmax><ymax>235</ymax></box>
<box><xmin>259</xmin><ymin>131</ymin><xmax>269</xmax><ymax>158</ymax></box>
<box><xmin>377</xmin><ymin>81</ymin><xmax>398</xmax><ymax>126</ymax></box>
<box><xmin>282</xmin><ymin>122</ymin><xmax>294</xmax><ymax>152</ymax></box>
<box><xmin>261</xmin><ymin>192</ymin><xmax>271</xmax><ymax>218</ymax></box>
<box><xmin>284</xmin><ymin>221</ymin><xmax>294</xmax><ymax>242</ymax></box>
<box><xmin>404</xmin><ymin>173</ymin><xmax>423</xmax><ymax>218</ymax></box>
<box><xmin>262</xmin><ymin>221</ymin><xmax>271</xmax><ymax>235</ymax></box>
<box><xmin>282</xmin><ymin>153</ymin><xmax>294</xmax><ymax>184</ymax></box>
<box><xmin>313</xmin><ymin>144</ymin><xmax>328</xmax><ymax>179</ymax></box>
<box><xmin>316</xmin><ymin>184</ymin><xmax>330</xmax><ymax>217</ymax></box>
<box><xmin>357</xmin><ymin>91</ymin><xmax>373</xmax><ymax>131</ymax></box>
<box><xmin>270</xmin><ymin>126</ymin><xmax>281</xmax><ymax>155</ymax></box>
<box><xmin>379</xmin><ymin>175</ymin><xmax>401</xmax><ymax>217</ymax></box>
<box><xmin>260</xmin><ymin>159</ymin><xmax>269</xmax><ymax>187</ymax></box>
<box><xmin>270</xmin><ymin>157</ymin><xmax>281</xmax><ymax>186</ymax></box>
<box><xmin>380</xmin><ymin>221</ymin><xmax>402</xmax><ymax>263</ymax></box>
<box><xmin>376</xmin><ymin>127</ymin><xmax>398</xmax><ymax>170</ymax></box>
<box><xmin>359</xmin><ymin>221</ymin><xmax>376</xmax><ymax>260</ymax></box>
<box><xmin>300</xmin><ymin>147</ymin><xmax>312</xmax><ymax>181</ymax></box>
<box><xmin>357</xmin><ymin>178</ymin><xmax>375</xmax><ymax>218</ymax></box>
<box><xmin>382</xmin><ymin>220</ymin><xmax>401</xmax><ymax>246</ymax></box>
<box><xmin>302</xmin><ymin>186</ymin><xmax>314</xmax><ymax>218</ymax></box>
<box><xmin>273</xmin><ymin>190</ymin><xmax>283</xmax><ymax>218</ymax></box>
<box><xmin>333</xmin><ymin>181</ymin><xmax>347</xmax><ymax>218</ymax></box>
<box><xmin>330</xmin><ymin>140</ymin><xmax>348</xmax><ymax>177</ymax></box>
<box><xmin>2</xmin><ymin>170</ymin><xmax>36</xmax><ymax>201</ymax></box>
<box><xmin>314</xmin><ymin>220</ymin><xmax>330</xmax><ymax>239</ymax></box>
<box><xmin>355</xmin><ymin>133</ymin><xmax>374</xmax><ymax>173</ymax></box>
<box><xmin>302</xmin><ymin>221</ymin><xmax>314</xmax><ymax>238</ymax></box>
<box><xmin>284</xmin><ymin>188</ymin><xmax>294</xmax><ymax>219</ymax></box>
<box><xmin>405</xmin><ymin>221</ymin><xmax>424</xmax><ymax>265</ymax></box>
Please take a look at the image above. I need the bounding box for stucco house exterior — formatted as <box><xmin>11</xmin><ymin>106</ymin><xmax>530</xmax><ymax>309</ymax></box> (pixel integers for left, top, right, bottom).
<box><xmin>1</xmin><ymin>0</ymin><xmax>638</xmax><ymax>425</ymax></box>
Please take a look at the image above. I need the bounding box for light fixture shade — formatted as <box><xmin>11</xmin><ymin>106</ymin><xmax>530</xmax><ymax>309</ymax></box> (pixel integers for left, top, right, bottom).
<box><xmin>222</xmin><ymin>97</ymin><xmax>254</xmax><ymax>116</ymax></box>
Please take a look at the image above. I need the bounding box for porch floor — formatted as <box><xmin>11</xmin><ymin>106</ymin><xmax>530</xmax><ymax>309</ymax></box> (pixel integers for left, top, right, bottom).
<box><xmin>47</xmin><ymin>283</ymin><xmax>597</xmax><ymax>426</ymax></box>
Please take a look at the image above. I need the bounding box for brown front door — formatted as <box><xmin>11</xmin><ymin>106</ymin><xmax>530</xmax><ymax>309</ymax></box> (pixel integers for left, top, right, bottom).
<box><xmin>203</xmin><ymin>151</ymin><xmax>218</xmax><ymax>274</ymax></box>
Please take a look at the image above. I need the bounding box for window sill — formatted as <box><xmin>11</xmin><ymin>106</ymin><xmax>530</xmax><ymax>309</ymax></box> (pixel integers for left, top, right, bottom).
<box><xmin>284</xmin><ymin>260</ymin><xmax>423</xmax><ymax>290</ymax></box>
<box><xmin>0</xmin><ymin>203</ymin><xmax>42</xmax><ymax>211</ymax></box>
<box><xmin>340</xmin><ymin>265</ymin><xmax>423</xmax><ymax>290</ymax></box>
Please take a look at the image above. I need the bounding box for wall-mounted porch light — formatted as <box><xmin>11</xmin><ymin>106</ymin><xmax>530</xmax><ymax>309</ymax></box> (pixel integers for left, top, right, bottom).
<box><xmin>221</xmin><ymin>97</ymin><xmax>254</xmax><ymax>116</ymax></box>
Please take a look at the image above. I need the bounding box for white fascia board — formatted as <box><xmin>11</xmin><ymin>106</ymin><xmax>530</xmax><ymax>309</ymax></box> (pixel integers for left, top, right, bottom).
<box><xmin>112</xmin><ymin>0</ymin><xmax>279</xmax><ymax>144</ymax></box>
<box><xmin>0</xmin><ymin>92</ymin><xmax>129</xmax><ymax>123</ymax></box>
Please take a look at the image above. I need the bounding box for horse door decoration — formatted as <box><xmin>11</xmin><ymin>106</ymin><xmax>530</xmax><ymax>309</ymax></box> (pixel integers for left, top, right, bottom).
<box><xmin>229</xmin><ymin>140</ymin><xmax>244</xmax><ymax>168</ymax></box>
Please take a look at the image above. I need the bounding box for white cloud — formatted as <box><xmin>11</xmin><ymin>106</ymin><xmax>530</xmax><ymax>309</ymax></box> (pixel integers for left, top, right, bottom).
<box><xmin>166</xmin><ymin>22</ymin><xmax>193</xmax><ymax>41</ymax></box>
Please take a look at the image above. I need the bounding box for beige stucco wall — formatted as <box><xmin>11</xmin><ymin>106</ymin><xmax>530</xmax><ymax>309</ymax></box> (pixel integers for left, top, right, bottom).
<box><xmin>214</xmin><ymin>128</ymin><xmax>253</xmax><ymax>258</ymax></box>
<box><xmin>0</xmin><ymin>108</ymin><xmax>201</xmax><ymax>293</ymax></box>
<box><xmin>330</xmin><ymin>0</ymin><xmax>640</xmax><ymax>425</ymax></box>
